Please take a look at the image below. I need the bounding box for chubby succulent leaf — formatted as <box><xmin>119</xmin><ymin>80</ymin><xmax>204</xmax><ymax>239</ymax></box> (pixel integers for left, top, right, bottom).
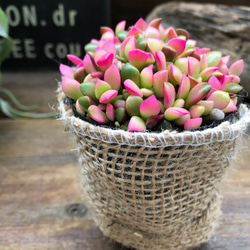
<box><xmin>184</xmin><ymin>118</ymin><xmax>202</xmax><ymax>130</ymax></box>
<box><xmin>140</xmin><ymin>95</ymin><xmax>161</xmax><ymax>119</ymax></box>
<box><xmin>126</xmin><ymin>95</ymin><xmax>143</xmax><ymax>116</ymax></box>
<box><xmin>121</xmin><ymin>63</ymin><xmax>140</xmax><ymax>87</ymax></box>
<box><xmin>128</xmin><ymin>116</ymin><xmax>146</xmax><ymax>132</ymax></box>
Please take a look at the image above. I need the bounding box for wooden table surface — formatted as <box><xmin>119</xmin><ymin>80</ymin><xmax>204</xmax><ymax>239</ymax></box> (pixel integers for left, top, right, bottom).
<box><xmin>0</xmin><ymin>72</ymin><xmax>250</xmax><ymax>250</ymax></box>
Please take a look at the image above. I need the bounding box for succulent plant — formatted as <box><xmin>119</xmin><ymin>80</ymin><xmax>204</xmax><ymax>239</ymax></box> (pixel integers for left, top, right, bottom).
<box><xmin>60</xmin><ymin>18</ymin><xmax>244</xmax><ymax>132</ymax></box>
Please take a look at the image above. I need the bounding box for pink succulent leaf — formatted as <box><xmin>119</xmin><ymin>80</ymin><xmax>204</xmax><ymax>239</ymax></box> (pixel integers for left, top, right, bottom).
<box><xmin>229</xmin><ymin>59</ymin><xmax>244</xmax><ymax>76</ymax></box>
<box><xmin>164</xmin><ymin>27</ymin><xmax>178</xmax><ymax>42</ymax></box>
<box><xmin>186</xmin><ymin>39</ymin><xmax>196</xmax><ymax>46</ymax></box>
<box><xmin>100</xmin><ymin>26</ymin><xmax>114</xmax><ymax>35</ymax></box>
<box><xmin>113</xmin><ymin>37</ymin><xmax>121</xmax><ymax>44</ymax></box>
<box><xmin>90</xmin><ymin>72</ymin><xmax>103</xmax><ymax>79</ymax></box>
<box><xmin>147</xmin><ymin>38</ymin><xmax>165</xmax><ymax>56</ymax></box>
<box><xmin>134</xmin><ymin>18</ymin><xmax>148</xmax><ymax>31</ymax></box>
<box><xmin>96</xmin><ymin>52</ymin><xmax>114</xmax><ymax>71</ymax></box>
<box><xmin>197</xmin><ymin>100</ymin><xmax>214</xmax><ymax>116</ymax></box>
<box><xmin>94</xmin><ymin>47</ymin><xmax>107</xmax><ymax>62</ymax></box>
<box><xmin>222</xmin><ymin>99</ymin><xmax>237</xmax><ymax>113</ymax></box>
<box><xmin>173</xmin><ymin>99</ymin><xmax>185</xmax><ymax>108</ymax></box>
<box><xmin>145</xmin><ymin>26</ymin><xmax>161</xmax><ymax>39</ymax></box>
<box><xmin>115</xmin><ymin>20</ymin><xmax>126</xmax><ymax>35</ymax></box>
<box><xmin>218</xmin><ymin>64</ymin><xmax>228</xmax><ymax>75</ymax></box>
<box><xmin>145</xmin><ymin>53</ymin><xmax>155</xmax><ymax>65</ymax></box>
<box><xmin>76</xmin><ymin>99</ymin><xmax>85</xmax><ymax>115</ymax></box>
<box><xmin>164</xmin><ymin>107</ymin><xmax>189</xmax><ymax>121</ymax></box>
<box><xmin>200</xmin><ymin>54</ymin><xmax>207</xmax><ymax>72</ymax></box>
<box><xmin>189</xmin><ymin>104</ymin><xmax>205</xmax><ymax>118</ymax></box>
<box><xmin>128</xmin><ymin>116</ymin><xmax>146</xmax><ymax>132</ymax></box>
<box><xmin>169</xmin><ymin>64</ymin><xmax>182</xmax><ymax>85</ymax></box>
<box><xmin>167</xmin><ymin>38</ymin><xmax>186</xmax><ymax>57</ymax></box>
<box><xmin>67</xmin><ymin>54</ymin><xmax>83</xmax><ymax>65</ymax></box>
<box><xmin>124</xmin><ymin>79</ymin><xmax>143</xmax><ymax>97</ymax></box>
<box><xmin>106</xmin><ymin>103</ymin><xmax>115</xmax><ymax>121</ymax></box>
<box><xmin>220</xmin><ymin>75</ymin><xmax>227</xmax><ymax>89</ymax></box>
<box><xmin>76</xmin><ymin>62</ymin><xmax>84</xmax><ymax>69</ymax></box>
<box><xmin>207</xmin><ymin>75</ymin><xmax>222</xmax><ymax>98</ymax></box>
<box><xmin>59</xmin><ymin>64</ymin><xmax>75</xmax><ymax>78</ymax></box>
<box><xmin>177</xmin><ymin>74</ymin><xmax>190</xmax><ymax>99</ymax></box>
<box><xmin>119</xmin><ymin>36</ymin><xmax>131</xmax><ymax>58</ymax></box>
<box><xmin>146</xmin><ymin>114</ymin><xmax>164</xmax><ymax>129</ymax></box>
<box><xmin>99</xmin><ymin>90</ymin><xmax>118</xmax><ymax>104</ymax></box>
<box><xmin>207</xmin><ymin>90</ymin><xmax>230</xmax><ymax>110</ymax></box>
<box><xmin>61</xmin><ymin>76</ymin><xmax>82</xmax><ymax>100</ymax></box>
<box><xmin>90</xmin><ymin>38</ymin><xmax>99</xmax><ymax>44</ymax></box>
<box><xmin>101</xmin><ymin>31</ymin><xmax>115</xmax><ymax>42</ymax></box>
<box><xmin>101</xmin><ymin>40</ymin><xmax>117</xmax><ymax>56</ymax></box>
<box><xmin>88</xmin><ymin>105</ymin><xmax>109</xmax><ymax>124</ymax></box>
<box><xmin>199</xmin><ymin>67</ymin><xmax>219</xmax><ymax>81</ymax></box>
<box><xmin>104</xmin><ymin>64</ymin><xmax>121</xmax><ymax>91</ymax></box>
<box><xmin>128</xmin><ymin>49</ymin><xmax>149</xmax><ymax>70</ymax></box>
<box><xmin>184</xmin><ymin>118</ymin><xmax>202</xmax><ymax>130</ymax></box>
<box><xmin>159</xmin><ymin>24</ymin><xmax>165</xmax><ymax>40</ymax></box>
<box><xmin>185</xmin><ymin>82</ymin><xmax>212</xmax><ymax>108</ymax></box>
<box><xmin>155</xmin><ymin>50</ymin><xmax>167</xmax><ymax>71</ymax></box>
<box><xmin>140</xmin><ymin>64</ymin><xmax>153</xmax><ymax>89</ymax></box>
<box><xmin>188</xmin><ymin>57</ymin><xmax>200</xmax><ymax>78</ymax></box>
<box><xmin>83</xmin><ymin>54</ymin><xmax>96</xmax><ymax>74</ymax></box>
<box><xmin>163</xmin><ymin>82</ymin><xmax>175</xmax><ymax>108</ymax></box>
<box><xmin>127</xmin><ymin>26</ymin><xmax>143</xmax><ymax>37</ymax></box>
<box><xmin>141</xmin><ymin>88</ymin><xmax>154</xmax><ymax>98</ymax></box>
<box><xmin>232</xmin><ymin>75</ymin><xmax>240</xmax><ymax>83</ymax></box>
<box><xmin>174</xmin><ymin>58</ymin><xmax>188</xmax><ymax>75</ymax></box>
<box><xmin>95</xmin><ymin>79</ymin><xmax>112</xmax><ymax>99</ymax></box>
<box><xmin>219</xmin><ymin>55</ymin><xmax>230</xmax><ymax>66</ymax></box>
<box><xmin>153</xmin><ymin>70</ymin><xmax>168</xmax><ymax>98</ymax></box>
<box><xmin>198</xmin><ymin>48</ymin><xmax>211</xmax><ymax>54</ymax></box>
<box><xmin>148</xmin><ymin>18</ymin><xmax>162</xmax><ymax>29</ymax></box>
<box><xmin>225</xmin><ymin>75</ymin><xmax>234</xmax><ymax>83</ymax></box>
<box><xmin>140</xmin><ymin>95</ymin><xmax>161</xmax><ymax>119</ymax></box>
<box><xmin>124</xmin><ymin>36</ymin><xmax>136</xmax><ymax>60</ymax></box>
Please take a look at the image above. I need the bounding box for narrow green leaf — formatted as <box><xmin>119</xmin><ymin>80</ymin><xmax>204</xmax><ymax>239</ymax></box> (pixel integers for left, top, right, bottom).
<box><xmin>0</xmin><ymin>98</ymin><xmax>58</xmax><ymax>119</ymax></box>
<box><xmin>0</xmin><ymin>87</ymin><xmax>38</xmax><ymax>111</ymax></box>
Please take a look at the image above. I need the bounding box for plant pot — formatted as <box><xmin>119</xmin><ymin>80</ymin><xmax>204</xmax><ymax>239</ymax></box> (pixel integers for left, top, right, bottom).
<box><xmin>58</xmin><ymin>87</ymin><xmax>250</xmax><ymax>250</ymax></box>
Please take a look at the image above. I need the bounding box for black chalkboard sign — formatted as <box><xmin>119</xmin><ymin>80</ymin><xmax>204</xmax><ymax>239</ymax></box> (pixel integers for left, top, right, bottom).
<box><xmin>0</xmin><ymin>0</ymin><xmax>110</xmax><ymax>70</ymax></box>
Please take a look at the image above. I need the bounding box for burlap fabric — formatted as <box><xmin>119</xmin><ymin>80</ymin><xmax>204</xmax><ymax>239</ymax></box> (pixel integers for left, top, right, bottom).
<box><xmin>58</xmin><ymin>87</ymin><xmax>250</xmax><ymax>250</ymax></box>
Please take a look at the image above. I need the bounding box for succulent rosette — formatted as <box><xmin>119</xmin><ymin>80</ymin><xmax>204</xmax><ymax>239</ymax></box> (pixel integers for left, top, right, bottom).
<box><xmin>60</xmin><ymin>18</ymin><xmax>244</xmax><ymax>132</ymax></box>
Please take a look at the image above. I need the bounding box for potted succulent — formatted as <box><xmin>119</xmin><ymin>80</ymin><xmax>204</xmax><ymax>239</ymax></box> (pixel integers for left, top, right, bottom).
<box><xmin>58</xmin><ymin>18</ymin><xmax>249</xmax><ymax>250</ymax></box>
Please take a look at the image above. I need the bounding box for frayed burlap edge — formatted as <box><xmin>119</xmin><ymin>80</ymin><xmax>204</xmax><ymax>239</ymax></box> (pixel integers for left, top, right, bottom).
<box><xmin>57</xmin><ymin>87</ymin><xmax>250</xmax><ymax>250</ymax></box>
<box><xmin>57</xmin><ymin>87</ymin><xmax>250</xmax><ymax>148</ymax></box>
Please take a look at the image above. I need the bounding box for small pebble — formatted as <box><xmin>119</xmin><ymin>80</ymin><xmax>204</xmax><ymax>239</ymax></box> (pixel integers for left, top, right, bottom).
<box><xmin>209</xmin><ymin>108</ymin><xmax>225</xmax><ymax>120</ymax></box>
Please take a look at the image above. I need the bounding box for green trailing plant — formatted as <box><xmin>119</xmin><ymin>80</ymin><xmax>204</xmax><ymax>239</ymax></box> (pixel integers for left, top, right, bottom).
<box><xmin>60</xmin><ymin>17</ymin><xmax>244</xmax><ymax>132</ymax></box>
<box><xmin>0</xmin><ymin>8</ymin><xmax>57</xmax><ymax>119</ymax></box>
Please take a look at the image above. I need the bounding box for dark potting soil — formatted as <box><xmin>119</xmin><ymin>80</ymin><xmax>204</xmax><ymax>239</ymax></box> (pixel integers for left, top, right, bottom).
<box><xmin>66</xmin><ymin>90</ymin><xmax>244</xmax><ymax>133</ymax></box>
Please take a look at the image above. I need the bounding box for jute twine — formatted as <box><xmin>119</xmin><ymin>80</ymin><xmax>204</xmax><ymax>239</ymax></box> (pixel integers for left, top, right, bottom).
<box><xmin>58</xmin><ymin>87</ymin><xmax>250</xmax><ymax>250</ymax></box>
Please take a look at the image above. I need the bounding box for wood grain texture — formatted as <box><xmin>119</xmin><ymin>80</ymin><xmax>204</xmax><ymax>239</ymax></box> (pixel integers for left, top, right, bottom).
<box><xmin>0</xmin><ymin>72</ymin><xmax>250</xmax><ymax>249</ymax></box>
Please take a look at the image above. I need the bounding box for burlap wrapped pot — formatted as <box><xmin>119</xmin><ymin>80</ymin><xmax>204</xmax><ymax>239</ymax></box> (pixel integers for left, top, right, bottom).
<box><xmin>58</xmin><ymin>87</ymin><xmax>250</xmax><ymax>250</ymax></box>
